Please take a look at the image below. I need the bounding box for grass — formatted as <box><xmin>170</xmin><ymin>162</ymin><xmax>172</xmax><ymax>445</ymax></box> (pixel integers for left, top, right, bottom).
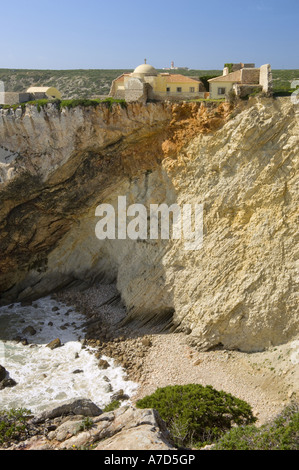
<box><xmin>0</xmin><ymin>97</ymin><xmax>127</xmax><ymax>112</ymax></box>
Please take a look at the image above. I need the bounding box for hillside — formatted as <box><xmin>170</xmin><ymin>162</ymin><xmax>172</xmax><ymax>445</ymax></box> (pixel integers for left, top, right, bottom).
<box><xmin>1</xmin><ymin>68</ymin><xmax>297</xmax><ymax>99</ymax></box>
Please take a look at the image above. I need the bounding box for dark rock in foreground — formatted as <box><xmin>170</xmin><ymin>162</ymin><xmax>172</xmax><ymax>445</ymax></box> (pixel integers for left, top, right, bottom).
<box><xmin>33</xmin><ymin>398</ymin><xmax>103</xmax><ymax>424</ymax></box>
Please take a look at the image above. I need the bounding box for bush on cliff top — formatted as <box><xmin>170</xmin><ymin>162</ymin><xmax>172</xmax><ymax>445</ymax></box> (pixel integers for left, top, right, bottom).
<box><xmin>1</xmin><ymin>97</ymin><xmax>127</xmax><ymax>112</ymax></box>
<box><xmin>59</xmin><ymin>97</ymin><xmax>127</xmax><ymax>110</ymax></box>
<box><xmin>136</xmin><ymin>384</ymin><xmax>257</xmax><ymax>448</ymax></box>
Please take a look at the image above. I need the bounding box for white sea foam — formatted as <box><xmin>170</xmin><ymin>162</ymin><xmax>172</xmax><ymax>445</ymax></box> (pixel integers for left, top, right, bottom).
<box><xmin>0</xmin><ymin>297</ymin><xmax>138</xmax><ymax>413</ymax></box>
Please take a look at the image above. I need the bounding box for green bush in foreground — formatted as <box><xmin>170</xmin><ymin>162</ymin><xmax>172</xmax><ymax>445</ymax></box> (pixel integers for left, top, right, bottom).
<box><xmin>136</xmin><ymin>384</ymin><xmax>257</xmax><ymax>448</ymax></box>
<box><xmin>0</xmin><ymin>408</ymin><xmax>32</xmax><ymax>446</ymax></box>
<box><xmin>214</xmin><ymin>402</ymin><xmax>299</xmax><ymax>450</ymax></box>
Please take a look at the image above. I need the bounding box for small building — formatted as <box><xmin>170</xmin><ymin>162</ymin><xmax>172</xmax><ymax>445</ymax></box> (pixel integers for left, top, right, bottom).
<box><xmin>208</xmin><ymin>63</ymin><xmax>272</xmax><ymax>100</ymax></box>
<box><xmin>26</xmin><ymin>87</ymin><xmax>62</xmax><ymax>100</ymax></box>
<box><xmin>0</xmin><ymin>86</ymin><xmax>62</xmax><ymax>106</ymax></box>
<box><xmin>0</xmin><ymin>92</ymin><xmax>31</xmax><ymax>106</ymax></box>
<box><xmin>110</xmin><ymin>61</ymin><xmax>206</xmax><ymax>103</ymax></box>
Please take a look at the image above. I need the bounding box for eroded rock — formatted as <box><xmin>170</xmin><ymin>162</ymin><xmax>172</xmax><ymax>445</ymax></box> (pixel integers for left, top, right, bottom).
<box><xmin>0</xmin><ymin>99</ymin><xmax>298</xmax><ymax>352</ymax></box>
<box><xmin>33</xmin><ymin>398</ymin><xmax>103</xmax><ymax>424</ymax></box>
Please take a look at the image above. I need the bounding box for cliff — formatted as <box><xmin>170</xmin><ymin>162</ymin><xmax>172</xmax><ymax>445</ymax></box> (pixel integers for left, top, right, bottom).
<box><xmin>0</xmin><ymin>98</ymin><xmax>298</xmax><ymax>352</ymax></box>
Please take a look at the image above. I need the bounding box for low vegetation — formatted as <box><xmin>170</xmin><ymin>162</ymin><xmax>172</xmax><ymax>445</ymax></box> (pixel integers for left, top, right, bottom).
<box><xmin>0</xmin><ymin>69</ymin><xmax>132</xmax><ymax>99</ymax></box>
<box><xmin>59</xmin><ymin>97</ymin><xmax>127</xmax><ymax>110</ymax></box>
<box><xmin>0</xmin><ymin>68</ymin><xmax>222</xmax><ymax>99</ymax></box>
<box><xmin>1</xmin><ymin>398</ymin><xmax>298</xmax><ymax>450</ymax></box>
<box><xmin>136</xmin><ymin>384</ymin><xmax>257</xmax><ymax>448</ymax></box>
<box><xmin>1</xmin><ymin>97</ymin><xmax>127</xmax><ymax>112</ymax></box>
<box><xmin>272</xmin><ymin>69</ymin><xmax>299</xmax><ymax>96</ymax></box>
<box><xmin>0</xmin><ymin>408</ymin><xmax>32</xmax><ymax>447</ymax></box>
<box><xmin>75</xmin><ymin>417</ymin><xmax>94</xmax><ymax>434</ymax></box>
<box><xmin>215</xmin><ymin>402</ymin><xmax>299</xmax><ymax>450</ymax></box>
<box><xmin>137</xmin><ymin>385</ymin><xmax>299</xmax><ymax>450</ymax></box>
<box><xmin>103</xmin><ymin>400</ymin><xmax>121</xmax><ymax>413</ymax></box>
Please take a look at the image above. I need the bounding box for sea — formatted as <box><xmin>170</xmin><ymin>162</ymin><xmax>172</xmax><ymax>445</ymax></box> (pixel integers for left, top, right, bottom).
<box><xmin>0</xmin><ymin>296</ymin><xmax>138</xmax><ymax>414</ymax></box>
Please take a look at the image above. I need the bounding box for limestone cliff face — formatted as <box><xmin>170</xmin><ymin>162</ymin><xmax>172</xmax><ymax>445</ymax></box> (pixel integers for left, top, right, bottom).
<box><xmin>0</xmin><ymin>98</ymin><xmax>298</xmax><ymax>352</ymax></box>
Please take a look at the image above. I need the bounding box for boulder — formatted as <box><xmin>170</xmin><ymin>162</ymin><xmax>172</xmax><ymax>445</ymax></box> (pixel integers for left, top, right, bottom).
<box><xmin>111</xmin><ymin>390</ymin><xmax>129</xmax><ymax>402</ymax></box>
<box><xmin>33</xmin><ymin>398</ymin><xmax>103</xmax><ymax>424</ymax></box>
<box><xmin>0</xmin><ymin>378</ymin><xmax>17</xmax><ymax>390</ymax></box>
<box><xmin>141</xmin><ymin>337</ymin><xmax>152</xmax><ymax>347</ymax></box>
<box><xmin>46</xmin><ymin>338</ymin><xmax>61</xmax><ymax>350</ymax></box>
<box><xmin>94</xmin><ymin>407</ymin><xmax>175</xmax><ymax>451</ymax></box>
<box><xmin>22</xmin><ymin>326</ymin><xmax>37</xmax><ymax>336</ymax></box>
<box><xmin>98</xmin><ymin>359</ymin><xmax>110</xmax><ymax>370</ymax></box>
<box><xmin>94</xmin><ymin>424</ymin><xmax>174</xmax><ymax>450</ymax></box>
<box><xmin>6</xmin><ymin>406</ymin><xmax>175</xmax><ymax>451</ymax></box>
<box><xmin>0</xmin><ymin>364</ymin><xmax>7</xmax><ymax>381</ymax></box>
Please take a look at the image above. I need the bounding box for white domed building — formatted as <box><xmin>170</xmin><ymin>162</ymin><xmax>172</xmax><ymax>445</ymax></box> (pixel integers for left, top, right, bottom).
<box><xmin>131</xmin><ymin>63</ymin><xmax>158</xmax><ymax>78</ymax></box>
<box><xmin>110</xmin><ymin>61</ymin><xmax>205</xmax><ymax>103</ymax></box>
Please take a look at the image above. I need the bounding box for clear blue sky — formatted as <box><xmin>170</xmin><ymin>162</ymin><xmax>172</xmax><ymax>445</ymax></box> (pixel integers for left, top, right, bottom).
<box><xmin>1</xmin><ymin>0</ymin><xmax>298</xmax><ymax>70</ymax></box>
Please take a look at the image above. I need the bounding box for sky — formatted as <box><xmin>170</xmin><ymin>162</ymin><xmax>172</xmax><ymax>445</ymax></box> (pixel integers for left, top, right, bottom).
<box><xmin>1</xmin><ymin>0</ymin><xmax>298</xmax><ymax>70</ymax></box>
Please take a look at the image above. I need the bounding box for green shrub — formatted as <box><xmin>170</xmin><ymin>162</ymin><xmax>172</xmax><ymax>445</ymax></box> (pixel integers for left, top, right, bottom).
<box><xmin>1</xmin><ymin>97</ymin><xmax>127</xmax><ymax>113</ymax></box>
<box><xmin>60</xmin><ymin>98</ymin><xmax>101</xmax><ymax>109</ymax></box>
<box><xmin>136</xmin><ymin>384</ymin><xmax>256</xmax><ymax>448</ymax></box>
<box><xmin>214</xmin><ymin>402</ymin><xmax>299</xmax><ymax>450</ymax></box>
<box><xmin>75</xmin><ymin>417</ymin><xmax>94</xmax><ymax>434</ymax></box>
<box><xmin>60</xmin><ymin>97</ymin><xmax>126</xmax><ymax>110</ymax></box>
<box><xmin>103</xmin><ymin>400</ymin><xmax>121</xmax><ymax>413</ymax></box>
<box><xmin>26</xmin><ymin>99</ymin><xmax>49</xmax><ymax>112</ymax></box>
<box><xmin>104</xmin><ymin>97</ymin><xmax>127</xmax><ymax>110</ymax></box>
<box><xmin>0</xmin><ymin>408</ymin><xmax>32</xmax><ymax>446</ymax></box>
<box><xmin>224</xmin><ymin>63</ymin><xmax>234</xmax><ymax>74</ymax></box>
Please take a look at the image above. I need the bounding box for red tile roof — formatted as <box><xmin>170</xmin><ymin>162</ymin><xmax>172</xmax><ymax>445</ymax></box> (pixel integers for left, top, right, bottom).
<box><xmin>164</xmin><ymin>74</ymin><xmax>199</xmax><ymax>83</ymax></box>
<box><xmin>114</xmin><ymin>73</ymin><xmax>199</xmax><ymax>84</ymax></box>
<box><xmin>208</xmin><ymin>70</ymin><xmax>242</xmax><ymax>83</ymax></box>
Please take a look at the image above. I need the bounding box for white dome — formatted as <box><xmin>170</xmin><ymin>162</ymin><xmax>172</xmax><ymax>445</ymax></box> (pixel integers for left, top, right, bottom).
<box><xmin>133</xmin><ymin>64</ymin><xmax>158</xmax><ymax>76</ymax></box>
